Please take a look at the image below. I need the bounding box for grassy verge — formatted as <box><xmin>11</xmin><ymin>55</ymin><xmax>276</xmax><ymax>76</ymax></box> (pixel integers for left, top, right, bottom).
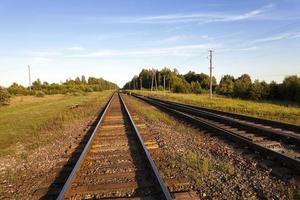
<box><xmin>0</xmin><ymin>91</ymin><xmax>113</xmax><ymax>157</ymax></box>
<box><xmin>131</xmin><ymin>90</ymin><xmax>300</xmax><ymax>125</ymax></box>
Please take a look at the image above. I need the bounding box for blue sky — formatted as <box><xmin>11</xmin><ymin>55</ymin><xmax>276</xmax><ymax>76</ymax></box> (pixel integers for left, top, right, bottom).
<box><xmin>0</xmin><ymin>0</ymin><xmax>299</xmax><ymax>87</ymax></box>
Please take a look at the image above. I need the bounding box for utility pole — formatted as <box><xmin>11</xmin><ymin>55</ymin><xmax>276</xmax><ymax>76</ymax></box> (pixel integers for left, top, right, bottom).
<box><xmin>209</xmin><ymin>50</ymin><xmax>213</xmax><ymax>99</ymax></box>
<box><xmin>151</xmin><ymin>71</ymin><xmax>154</xmax><ymax>91</ymax></box>
<box><xmin>140</xmin><ymin>77</ymin><xmax>142</xmax><ymax>90</ymax></box>
<box><xmin>28</xmin><ymin>65</ymin><xmax>32</xmax><ymax>92</ymax></box>
<box><xmin>154</xmin><ymin>72</ymin><xmax>158</xmax><ymax>91</ymax></box>
<box><xmin>163</xmin><ymin>75</ymin><xmax>166</xmax><ymax>96</ymax></box>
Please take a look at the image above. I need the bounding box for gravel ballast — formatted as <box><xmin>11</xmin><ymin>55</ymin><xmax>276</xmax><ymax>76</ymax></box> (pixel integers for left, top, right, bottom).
<box><xmin>124</xmin><ymin>95</ymin><xmax>300</xmax><ymax>200</ymax></box>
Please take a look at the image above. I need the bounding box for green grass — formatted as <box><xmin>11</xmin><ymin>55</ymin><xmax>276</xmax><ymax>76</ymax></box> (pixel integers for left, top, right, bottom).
<box><xmin>182</xmin><ymin>150</ymin><xmax>210</xmax><ymax>175</ymax></box>
<box><xmin>124</xmin><ymin>95</ymin><xmax>175</xmax><ymax>126</ymax></box>
<box><xmin>0</xmin><ymin>91</ymin><xmax>113</xmax><ymax>157</ymax></box>
<box><xmin>132</xmin><ymin>90</ymin><xmax>300</xmax><ymax>125</ymax></box>
<box><xmin>218</xmin><ymin>160</ymin><xmax>235</xmax><ymax>175</ymax></box>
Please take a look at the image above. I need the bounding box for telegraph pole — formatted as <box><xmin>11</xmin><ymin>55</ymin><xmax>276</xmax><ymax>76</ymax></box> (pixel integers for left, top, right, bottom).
<box><xmin>209</xmin><ymin>50</ymin><xmax>213</xmax><ymax>99</ymax></box>
<box><xmin>140</xmin><ymin>77</ymin><xmax>142</xmax><ymax>90</ymax></box>
<box><xmin>28</xmin><ymin>65</ymin><xmax>32</xmax><ymax>92</ymax></box>
<box><xmin>163</xmin><ymin>75</ymin><xmax>166</xmax><ymax>96</ymax></box>
<box><xmin>151</xmin><ymin>72</ymin><xmax>154</xmax><ymax>91</ymax></box>
<box><xmin>154</xmin><ymin>72</ymin><xmax>158</xmax><ymax>91</ymax></box>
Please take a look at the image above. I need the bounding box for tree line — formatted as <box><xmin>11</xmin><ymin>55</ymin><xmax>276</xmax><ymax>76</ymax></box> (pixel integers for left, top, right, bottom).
<box><xmin>123</xmin><ymin>68</ymin><xmax>300</xmax><ymax>103</ymax></box>
<box><xmin>0</xmin><ymin>76</ymin><xmax>118</xmax><ymax>105</ymax></box>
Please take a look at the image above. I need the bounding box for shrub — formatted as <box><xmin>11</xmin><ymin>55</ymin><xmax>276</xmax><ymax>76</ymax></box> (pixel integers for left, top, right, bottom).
<box><xmin>171</xmin><ymin>76</ymin><xmax>190</xmax><ymax>93</ymax></box>
<box><xmin>84</xmin><ymin>86</ymin><xmax>94</xmax><ymax>92</ymax></box>
<box><xmin>191</xmin><ymin>81</ymin><xmax>202</xmax><ymax>94</ymax></box>
<box><xmin>0</xmin><ymin>87</ymin><xmax>11</xmax><ymax>105</ymax></box>
<box><xmin>35</xmin><ymin>91</ymin><xmax>45</xmax><ymax>97</ymax></box>
<box><xmin>7</xmin><ymin>82</ymin><xmax>28</xmax><ymax>95</ymax></box>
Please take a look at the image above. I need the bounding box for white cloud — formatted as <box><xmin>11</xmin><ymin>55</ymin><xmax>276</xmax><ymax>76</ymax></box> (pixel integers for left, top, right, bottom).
<box><xmin>66</xmin><ymin>46</ymin><xmax>85</xmax><ymax>51</ymax></box>
<box><xmin>153</xmin><ymin>35</ymin><xmax>186</xmax><ymax>45</ymax></box>
<box><xmin>28</xmin><ymin>57</ymin><xmax>54</xmax><ymax>65</ymax></box>
<box><xmin>75</xmin><ymin>50</ymin><xmax>121</xmax><ymax>57</ymax></box>
<box><xmin>253</xmin><ymin>31</ymin><xmax>300</xmax><ymax>43</ymax></box>
<box><xmin>69</xmin><ymin>43</ymin><xmax>221</xmax><ymax>58</ymax></box>
<box><xmin>26</xmin><ymin>51</ymin><xmax>62</xmax><ymax>57</ymax></box>
<box><xmin>218</xmin><ymin>46</ymin><xmax>259</xmax><ymax>53</ymax></box>
<box><xmin>211</xmin><ymin>4</ymin><xmax>274</xmax><ymax>22</ymax></box>
<box><xmin>115</xmin><ymin>4</ymin><xmax>274</xmax><ymax>24</ymax></box>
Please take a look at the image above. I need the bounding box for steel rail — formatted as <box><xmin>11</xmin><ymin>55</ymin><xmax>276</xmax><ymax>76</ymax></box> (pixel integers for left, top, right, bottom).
<box><xmin>119</xmin><ymin>93</ymin><xmax>173</xmax><ymax>200</ymax></box>
<box><xmin>57</xmin><ymin>93</ymin><xmax>115</xmax><ymax>200</ymax></box>
<box><xmin>131</xmin><ymin>94</ymin><xmax>300</xmax><ymax>171</ymax></box>
<box><xmin>131</xmin><ymin>93</ymin><xmax>300</xmax><ymax>146</ymax></box>
<box><xmin>133</xmin><ymin>93</ymin><xmax>300</xmax><ymax>133</ymax></box>
<box><xmin>57</xmin><ymin>92</ymin><xmax>172</xmax><ymax>199</ymax></box>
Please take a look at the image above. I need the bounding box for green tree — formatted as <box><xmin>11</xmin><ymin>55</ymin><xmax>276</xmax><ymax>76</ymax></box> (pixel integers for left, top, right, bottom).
<box><xmin>171</xmin><ymin>76</ymin><xmax>190</xmax><ymax>93</ymax></box>
<box><xmin>268</xmin><ymin>81</ymin><xmax>281</xmax><ymax>100</ymax></box>
<box><xmin>190</xmin><ymin>81</ymin><xmax>202</xmax><ymax>94</ymax></box>
<box><xmin>282</xmin><ymin>75</ymin><xmax>300</xmax><ymax>102</ymax></box>
<box><xmin>32</xmin><ymin>79</ymin><xmax>42</xmax><ymax>90</ymax></box>
<box><xmin>233</xmin><ymin>74</ymin><xmax>252</xmax><ymax>98</ymax></box>
<box><xmin>249</xmin><ymin>80</ymin><xmax>269</xmax><ymax>100</ymax></box>
<box><xmin>81</xmin><ymin>75</ymin><xmax>87</xmax><ymax>84</ymax></box>
<box><xmin>184</xmin><ymin>71</ymin><xmax>198</xmax><ymax>83</ymax></box>
<box><xmin>184</xmin><ymin>71</ymin><xmax>217</xmax><ymax>91</ymax></box>
<box><xmin>75</xmin><ymin>77</ymin><xmax>81</xmax><ymax>85</ymax></box>
<box><xmin>218</xmin><ymin>75</ymin><xmax>235</xmax><ymax>96</ymax></box>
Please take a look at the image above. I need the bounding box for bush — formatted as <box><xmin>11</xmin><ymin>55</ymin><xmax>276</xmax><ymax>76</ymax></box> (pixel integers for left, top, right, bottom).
<box><xmin>35</xmin><ymin>91</ymin><xmax>45</xmax><ymax>97</ymax></box>
<box><xmin>172</xmin><ymin>76</ymin><xmax>190</xmax><ymax>93</ymax></box>
<box><xmin>191</xmin><ymin>81</ymin><xmax>202</xmax><ymax>94</ymax></box>
<box><xmin>7</xmin><ymin>82</ymin><xmax>29</xmax><ymax>95</ymax></box>
<box><xmin>0</xmin><ymin>87</ymin><xmax>11</xmax><ymax>105</ymax></box>
<box><xmin>83</xmin><ymin>86</ymin><xmax>94</xmax><ymax>92</ymax></box>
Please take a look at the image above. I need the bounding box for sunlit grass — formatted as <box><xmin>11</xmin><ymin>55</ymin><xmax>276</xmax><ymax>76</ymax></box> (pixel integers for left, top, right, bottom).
<box><xmin>124</xmin><ymin>94</ymin><xmax>175</xmax><ymax>126</ymax></box>
<box><xmin>0</xmin><ymin>91</ymin><xmax>113</xmax><ymax>156</ymax></box>
<box><xmin>132</xmin><ymin>90</ymin><xmax>300</xmax><ymax>125</ymax></box>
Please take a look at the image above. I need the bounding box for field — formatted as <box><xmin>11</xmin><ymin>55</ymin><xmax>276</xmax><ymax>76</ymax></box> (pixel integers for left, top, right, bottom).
<box><xmin>0</xmin><ymin>91</ymin><xmax>113</xmax><ymax>157</ymax></box>
<box><xmin>132</xmin><ymin>90</ymin><xmax>300</xmax><ymax>125</ymax></box>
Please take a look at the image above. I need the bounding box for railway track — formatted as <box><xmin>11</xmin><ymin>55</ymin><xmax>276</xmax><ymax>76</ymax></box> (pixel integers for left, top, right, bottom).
<box><xmin>129</xmin><ymin>93</ymin><xmax>300</xmax><ymax>171</ymax></box>
<box><xmin>56</xmin><ymin>93</ymin><xmax>198</xmax><ymax>200</ymax></box>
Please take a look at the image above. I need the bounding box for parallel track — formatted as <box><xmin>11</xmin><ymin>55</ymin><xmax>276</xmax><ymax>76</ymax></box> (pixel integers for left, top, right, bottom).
<box><xmin>146</xmin><ymin>96</ymin><xmax>300</xmax><ymax>134</ymax></box>
<box><xmin>130</xmin><ymin>93</ymin><xmax>300</xmax><ymax>171</ymax></box>
<box><xmin>57</xmin><ymin>93</ymin><xmax>172</xmax><ymax>199</ymax></box>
